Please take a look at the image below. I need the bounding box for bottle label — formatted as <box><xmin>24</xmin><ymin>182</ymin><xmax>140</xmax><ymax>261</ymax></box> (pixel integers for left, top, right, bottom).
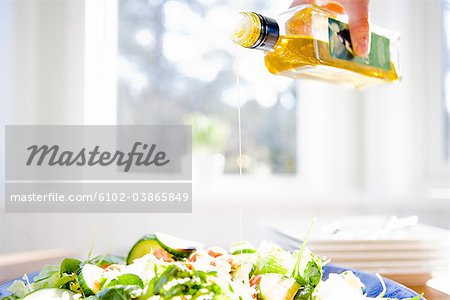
<box><xmin>328</xmin><ymin>18</ymin><xmax>392</xmax><ymax>71</ymax></box>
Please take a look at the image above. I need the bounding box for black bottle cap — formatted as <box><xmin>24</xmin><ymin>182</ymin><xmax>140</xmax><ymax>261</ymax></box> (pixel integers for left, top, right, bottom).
<box><xmin>251</xmin><ymin>13</ymin><xmax>280</xmax><ymax>51</ymax></box>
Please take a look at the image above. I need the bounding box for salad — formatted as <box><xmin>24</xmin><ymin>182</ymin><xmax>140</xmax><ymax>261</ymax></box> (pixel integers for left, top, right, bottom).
<box><xmin>1</xmin><ymin>233</ymin><xmax>423</xmax><ymax>300</ymax></box>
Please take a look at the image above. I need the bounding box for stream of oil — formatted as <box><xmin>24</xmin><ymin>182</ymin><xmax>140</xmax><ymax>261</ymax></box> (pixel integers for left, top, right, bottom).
<box><xmin>235</xmin><ymin>42</ymin><xmax>243</xmax><ymax>178</ymax></box>
<box><xmin>235</xmin><ymin>41</ymin><xmax>244</xmax><ymax>244</ymax></box>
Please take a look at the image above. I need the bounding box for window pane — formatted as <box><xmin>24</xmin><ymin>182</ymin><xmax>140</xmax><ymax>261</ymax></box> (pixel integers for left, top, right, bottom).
<box><xmin>118</xmin><ymin>0</ymin><xmax>296</xmax><ymax>174</ymax></box>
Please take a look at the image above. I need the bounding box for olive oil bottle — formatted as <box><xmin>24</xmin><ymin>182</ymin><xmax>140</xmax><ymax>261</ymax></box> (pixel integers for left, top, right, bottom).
<box><xmin>232</xmin><ymin>4</ymin><xmax>401</xmax><ymax>89</ymax></box>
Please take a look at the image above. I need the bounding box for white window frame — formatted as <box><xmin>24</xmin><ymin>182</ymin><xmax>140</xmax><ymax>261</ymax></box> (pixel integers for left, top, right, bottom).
<box><xmin>423</xmin><ymin>0</ymin><xmax>450</xmax><ymax>185</ymax></box>
<box><xmin>84</xmin><ymin>0</ymin><xmax>117</xmax><ymax>125</ymax></box>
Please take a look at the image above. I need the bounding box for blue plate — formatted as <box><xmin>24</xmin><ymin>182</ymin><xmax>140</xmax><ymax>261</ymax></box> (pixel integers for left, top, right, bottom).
<box><xmin>0</xmin><ymin>264</ymin><xmax>422</xmax><ymax>298</ymax></box>
<box><xmin>323</xmin><ymin>265</ymin><xmax>422</xmax><ymax>299</ymax></box>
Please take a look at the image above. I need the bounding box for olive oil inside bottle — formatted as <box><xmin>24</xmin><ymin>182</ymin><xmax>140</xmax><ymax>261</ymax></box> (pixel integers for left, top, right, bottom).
<box><xmin>232</xmin><ymin>8</ymin><xmax>400</xmax><ymax>89</ymax></box>
<box><xmin>264</xmin><ymin>35</ymin><xmax>399</xmax><ymax>88</ymax></box>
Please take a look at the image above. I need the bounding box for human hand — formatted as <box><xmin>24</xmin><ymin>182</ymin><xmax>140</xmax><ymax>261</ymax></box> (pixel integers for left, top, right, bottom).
<box><xmin>290</xmin><ymin>0</ymin><xmax>370</xmax><ymax>56</ymax></box>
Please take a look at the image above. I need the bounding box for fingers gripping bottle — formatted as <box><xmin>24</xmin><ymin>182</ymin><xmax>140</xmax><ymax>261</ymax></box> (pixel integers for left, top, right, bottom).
<box><xmin>232</xmin><ymin>3</ymin><xmax>400</xmax><ymax>89</ymax></box>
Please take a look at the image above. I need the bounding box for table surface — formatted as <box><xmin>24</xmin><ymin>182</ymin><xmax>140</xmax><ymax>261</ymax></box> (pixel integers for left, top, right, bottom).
<box><xmin>411</xmin><ymin>286</ymin><xmax>450</xmax><ymax>300</ymax></box>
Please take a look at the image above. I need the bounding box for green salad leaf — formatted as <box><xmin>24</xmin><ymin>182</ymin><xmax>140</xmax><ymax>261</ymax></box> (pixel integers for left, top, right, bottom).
<box><xmin>33</xmin><ymin>265</ymin><xmax>60</xmax><ymax>281</ymax></box>
<box><xmin>96</xmin><ymin>285</ymin><xmax>142</xmax><ymax>300</ymax></box>
<box><xmin>7</xmin><ymin>271</ymin><xmax>77</xmax><ymax>298</ymax></box>
<box><xmin>32</xmin><ymin>272</ymin><xmax>76</xmax><ymax>291</ymax></box>
<box><xmin>254</xmin><ymin>242</ymin><xmax>293</xmax><ymax>276</ymax></box>
<box><xmin>291</xmin><ymin>249</ymin><xmax>323</xmax><ymax>300</ymax></box>
<box><xmin>6</xmin><ymin>279</ymin><xmax>29</xmax><ymax>298</ymax></box>
<box><xmin>103</xmin><ymin>274</ymin><xmax>144</xmax><ymax>290</ymax></box>
<box><xmin>60</xmin><ymin>258</ymin><xmax>82</xmax><ymax>275</ymax></box>
<box><xmin>142</xmin><ymin>265</ymin><xmax>222</xmax><ymax>299</ymax></box>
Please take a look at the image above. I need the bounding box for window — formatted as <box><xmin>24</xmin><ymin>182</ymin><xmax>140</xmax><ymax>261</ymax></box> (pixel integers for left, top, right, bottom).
<box><xmin>118</xmin><ymin>0</ymin><xmax>296</xmax><ymax>175</ymax></box>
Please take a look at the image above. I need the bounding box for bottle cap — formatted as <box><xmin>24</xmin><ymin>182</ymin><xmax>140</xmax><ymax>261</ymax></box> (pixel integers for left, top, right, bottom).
<box><xmin>232</xmin><ymin>12</ymin><xmax>279</xmax><ymax>51</ymax></box>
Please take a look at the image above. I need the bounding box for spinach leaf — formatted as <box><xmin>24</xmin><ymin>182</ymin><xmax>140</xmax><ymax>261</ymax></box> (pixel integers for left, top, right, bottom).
<box><xmin>103</xmin><ymin>274</ymin><xmax>144</xmax><ymax>290</ymax></box>
<box><xmin>96</xmin><ymin>285</ymin><xmax>141</xmax><ymax>300</ymax></box>
<box><xmin>60</xmin><ymin>258</ymin><xmax>82</xmax><ymax>275</ymax></box>
<box><xmin>292</xmin><ymin>250</ymin><xmax>323</xmax><ymax>300</ymax></box>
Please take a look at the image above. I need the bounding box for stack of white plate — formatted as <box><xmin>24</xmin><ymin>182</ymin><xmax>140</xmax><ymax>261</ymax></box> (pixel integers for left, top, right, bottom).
<box><xmin>264</xmin><ymin>216</ymin><xmax>450</xmax><ymax>286</ymax></box>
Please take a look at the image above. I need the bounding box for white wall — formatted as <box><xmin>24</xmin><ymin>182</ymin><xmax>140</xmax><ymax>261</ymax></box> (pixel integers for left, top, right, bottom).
<box><xmin>0</xmin><ymin>0</ymin><xmax>86</xmax><ymax>254</ymax></box>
